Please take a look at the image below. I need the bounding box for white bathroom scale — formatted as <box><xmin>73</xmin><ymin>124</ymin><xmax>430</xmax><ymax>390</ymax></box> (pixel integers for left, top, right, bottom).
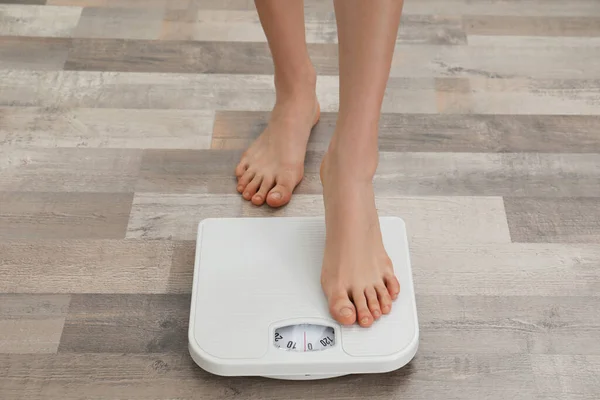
<box><xmin>188</xmin><ymin>216</ymin><xmax>419</xmax><ymax>380</ymax></box>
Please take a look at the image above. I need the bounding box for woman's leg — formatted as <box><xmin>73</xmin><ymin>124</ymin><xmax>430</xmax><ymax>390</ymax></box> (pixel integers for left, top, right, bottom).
<box><xmin>235</xmin><ymin>0</ymin><xmax>320</xmax><ymax>207</ymax></box>
<box><xmin>320</xmin><ymin>0</ymin><xmax>404</xmax><ymax>327</ymax></box>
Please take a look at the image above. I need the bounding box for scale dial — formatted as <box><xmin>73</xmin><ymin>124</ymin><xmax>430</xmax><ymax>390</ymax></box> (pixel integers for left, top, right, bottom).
<box><xmin>274</xmin><ymin>324</ymin><xmax>335</xmax><ymax>352</ymax></box>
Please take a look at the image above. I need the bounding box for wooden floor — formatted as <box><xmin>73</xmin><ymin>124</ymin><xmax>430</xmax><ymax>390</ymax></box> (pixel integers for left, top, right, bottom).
<box><xmin>1</xmin><ymin>0</ymin><xmax>600</xmax><ymax>399</ymax></box>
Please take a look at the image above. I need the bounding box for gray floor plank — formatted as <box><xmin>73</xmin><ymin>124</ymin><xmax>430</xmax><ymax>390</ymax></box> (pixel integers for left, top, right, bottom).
<box><xmin>532</xmin><ymin>355</ymin><xmax>600</xmax><ymax>399</ymax></box>
<box><xmin>0</xmin><ymin>353</ymin><xmax>537</xmax><ymax>400</ymax></box>
<box><xmin>0</xmin><ymin>148</ymin><xmax>142</xmax><ymax>192</ymax></box>
<box><xmin>0</xmin><ymin>36</ymin><xmax>69</xmax><ymax>70</ymax></box>
<box><xmin>464</xmin><ymin>16</ymin><xmax>600</xmax><ymax>37</ymax></box>
<box><xmin>505</xmin><ymin>198</ymin><xmax>600</xmax><ymax>243</ymax></box>
<box><xmin>59</xmin><ymin>294</ymin><xmax>190</xmax><ymax>353</ymax></box>
<box><xmin>212</xmin><ymin>111</ymin><xmax>600</xmax><ymax>153</ymax></box>
<box><xmin>0</xmin><ymin>107</ymin><xmax>213</xmax><ymax>149</ymax></box>
<box><xmin>0</xmin><ymin>192</ymin><xmax>133</xmax><ymax>240</ymax></box>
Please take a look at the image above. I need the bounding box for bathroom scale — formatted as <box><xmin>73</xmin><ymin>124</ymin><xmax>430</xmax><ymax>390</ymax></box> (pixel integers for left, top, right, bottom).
<box><xmin>188</xmin><ymin>216</ymin><xmax>419</xmax><ymax>380</ymax></box>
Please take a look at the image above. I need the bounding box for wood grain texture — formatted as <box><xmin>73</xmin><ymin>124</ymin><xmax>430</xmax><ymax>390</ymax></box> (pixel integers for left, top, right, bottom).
<box><xmin>0</xmin><ymin>192</ymin><xmax>133</xmax><ymax>240</ymax></box>
<box><xmin>161</xmin><ymin>10</ymin><xmax>467</xmax><ymax>45</ymax></box>
<box><xmin>0</xmin><ymin>148</ymin><xmax>142</xmax><ymax>192</ymax></box>
<box><xmin>0</xmin><ymin>5</ymin><xmax>81</xmax><ymax>37</ymax></box>
<box><xmin>72</xmin><ymin>6</ymin><xmax>164</xmax><ymax>39</ymax></box>
<box><xmin>532</xmin><ymin>355</ymin><xmax>600</xmax><ymax>398</ymax></box>
<box><xmin>127</xmin><ymin>194</ymin><xmax>511</xmax><ymax>243</ymax></box>
<box><xmin>0</xmin><ymin>240</ymin><xmax>177</xmax><ymax>293</ymax></box>
<box><xmin>417</xmin><ymin>295</ymin><xmax>600</xmax><ymax>355</ymax></box>
<box><xmin>0</xmin><ymin>353</ymin><xmax>538</xmax><ymax>400</ymax></box>
<box><xmin>410</xmin><ymin>241</ymin><xmax>600</xmax><ymax>297</ymax></box>
<box><xmin>47</xmin><ymin>0</ymin><xmax>252</xmax><ymax>10</ymax></box>
<box><xmin>212</xmin><ymin>111</ymin><xmax>600</xmax><ymax>153</ymax></box>
<box><xmin>0</xmin><ymin>107</ymin><xmax>213</xmax><ymax>149</ymax></box>
<box><xmin>0</xmin><ymin>37</ymin><xmax>69</xmax><ymax>70</ymax></box>
<box><xmin>505</xmin><ymin>198</ymin><xmax>600</xmax><ymax>243</ymax></box>
<box><xmin>59</xmin><ymin>294</ymin><xmax>190</xmax><ymax>353</ymax></box>
<box><xmin>64</xmin><ymin>39</ymin><xmax>339</xmax><ymax>75</ymax></box>
<box><xmin>0</xmin><ymin>295</ymin><xmax>70</xmax><ymax>354</ymax></box>
<box><xmin>0</xmin><ymin>71</ymin><xmax>435</xmax><ymax>114</ymax></box>
<box><xmin>464</xmin><ymin>16</ymin><xmax>600</xmax><ymax>37</ymax></box>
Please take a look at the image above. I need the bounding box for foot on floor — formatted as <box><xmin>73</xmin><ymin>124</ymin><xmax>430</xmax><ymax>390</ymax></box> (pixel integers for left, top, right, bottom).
<box><xmin>319</xmin><ymin>145</ymin><xmax>400</xmax><ymax>328</ymax></box>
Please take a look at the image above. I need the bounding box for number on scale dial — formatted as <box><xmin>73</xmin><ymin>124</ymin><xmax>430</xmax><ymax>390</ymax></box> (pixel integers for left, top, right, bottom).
<box><xmin>273</xmin><ymin>324</ymin><xmax>335</xmax><ymax>352</ymax></box>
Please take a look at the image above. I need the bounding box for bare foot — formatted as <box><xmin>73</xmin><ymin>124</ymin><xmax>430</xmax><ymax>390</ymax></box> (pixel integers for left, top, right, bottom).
<box><xmin>235</xmin><ymin>85</ymin><xmax>320</xmax><ymax>207</ymax></box>
<box><xmin>319</xmin><ymin>146</ymin><xmax>400</xmax><ymax>328</ymax></box>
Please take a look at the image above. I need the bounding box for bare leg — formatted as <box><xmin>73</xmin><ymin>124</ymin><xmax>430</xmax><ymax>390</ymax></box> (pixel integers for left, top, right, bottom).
<box><xmin>235</xmin><ymin>0</ymin><xmax>320</xmax><ymax>207</ymax></box>
<box><xmin>320</xmin><ymin>0</ymin><xmax>404</xmax><ymax>327</ymax></box>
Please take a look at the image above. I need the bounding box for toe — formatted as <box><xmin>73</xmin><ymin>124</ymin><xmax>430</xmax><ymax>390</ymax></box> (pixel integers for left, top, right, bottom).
<box><xmin>266</xmin><ymin>175</ymin><xmax>296</xmax><ymax>208</ymax></box>
<box><xmin>237</xmin><ymin>170</ymin><xmax>255</xmax><ymax>193</ymax></box>
<box><xmin>352</xmin><ymin>290</ymin><xmax>374</xmax><ymax>327</ymax></box>
<box><xmin>243</xmin><ymin>175</ymin><xmax>262</xmax><ymax>201</ymax></box>
<box><xmin>385</xmin><ymin>273</ymin><xmax>401</xmax><ymax>300</ymax></box>
<box><xmin>376</xmin><ymin>284</ymin><xmax>393</xmax><ymax>314</ymax></box>
<box><xmin>235</xmin><ymin>159</ymin><xmax>248</xmax><ymax>177</ymax></box>
<box><xmin>365</xmin><ymin>287</ymin><xmax>381</xmax><ymax>319</ymax></box>
<box><xmin>327</xmin><ymin>290</ymin><xmax>356</xmax><ymax>326</ymax></box>
<box><xmin>252</xmin><ymin>176</ymin><xmax>275</xmax><ymax>206</ymax></box>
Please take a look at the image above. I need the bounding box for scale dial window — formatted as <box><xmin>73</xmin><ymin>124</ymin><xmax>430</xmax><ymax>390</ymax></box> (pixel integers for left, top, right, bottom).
<box><xmin>273</xmin><ymin>324</ymin><xmax>335</xmax><ymax>352</ymax></box>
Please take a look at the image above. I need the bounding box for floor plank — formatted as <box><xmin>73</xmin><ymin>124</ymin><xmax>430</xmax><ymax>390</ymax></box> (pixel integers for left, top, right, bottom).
<box><xmin>0</xmin><ymin>148</ymin><xmax>142</xmax><ymax>192</ymax></box>
<box><xmin>59</xmin><ymin>294</ymin><xmax>190</xmax><ymax>353</ymax></box>
<box><xmin>136</xmin><ymin>149</ymin><xmax>600</xmax><ymax>197</ymax></box>
<box><xmin>0</xmin><ymin>36</ymin><xmax>69</xmax><ymax>70</ymax></box>
<box><xmin>0</xmin><ymin>240</ymin><xmax>177</xmax><ymax>293</ymax></box>
<box><xmin>532</xmin><ymin>355</ymin><xmax>600</xmax><ymax>398</ymax></box>
<box><xmin>464</xmin><ymin>16</ymin><xmax>600</xmax><ymax>37</ymax></box>
<box><xmin>64</xmin><ymin>39</ymin><xmax>339</xmax><ymax>75</ymax></box>
<box><xmin>505</xmin><ymin>198</ymin><xmax>600</xmax><ymax>243</ymax></box>
<box><xmin>410</xmin><ymin>242</ymin><xmax>600</xmax><ymax>297</ymax></box>
<box><xmin>0</xmin><ymin>5</ymin><xmax>81</xmax><ymax>37</ymax></box>
<box><xmin>0</xmin><ymin>192</ymin><xmax>133</xmax><ymax>240</ymax></box>
<box><xmin>417</xmin><ymin>295</ymin><xmax>600</xmax><ymax>355</ymax></box>
<box><xmin>127</xmin><ymin>194</ymin><xmax>511</xmax><ymax>243</ymax></box>
<box><xmin>0</xmin><ymin>107</ymin><xmax>213</xmax><ymax>149</ymax></box>
<box><xmin>0</xmin><ymin>295</ymin><xmax>70</xmax><ymax>354</ymax></box>
<box><xmin>212</xmin><ymin>111</ymin><xmax>600</xmax><ymax>153</ymax></box>
<box><xmin>0</xmin><ymin>353</ymin><xmax>537</xmax><ymax>400</ymax></box>
<box><xmin>0</xmin><ymin>71</ymin><xmax>436</xmax><ymax>114</ymax></box>
<box><xmin>72</xmin><ymin>6</ymin><xmax>164</xmax><ymax>39</ymax></box>
<box><xmin>160</xmin><ymin>10</ymin><xmax>467</xmax><ymax>45</ymax></box>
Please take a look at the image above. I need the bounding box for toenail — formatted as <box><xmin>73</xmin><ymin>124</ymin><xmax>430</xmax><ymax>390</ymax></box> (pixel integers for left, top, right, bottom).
<box><xmin>373</xmin><ymin>310</ymin><xmax>381</xmax><ymax>318</ymax></box>
<box><xmin>361</xmin><ymin>317</ymin><xmax>370</xmax><ymax>325</ymax></box>
<box><xmin>340</xmin><ymin>307</ymin><xmax>353</xmax><ymax>317</ymax></box>
<box><xmin>382</xmin><ymin>305</ymin><xmax>390</xmax><ymax>313</ymax></box>
<box><xmin>270</xmin><ymin>192</ymin><xmax>281</xmax><ymax>200</ymax></box>
<box><xmin>244</xmin><ymin>192</ymin><xmax>249</xmax><ymax>197</ymax></box>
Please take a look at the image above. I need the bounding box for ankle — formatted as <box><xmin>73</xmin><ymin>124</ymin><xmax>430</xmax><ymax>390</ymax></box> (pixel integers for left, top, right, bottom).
<box><xmin>274</xmin><ymin>63</ymin><xmax>317</xmax><ymax>101</ymax></box>
<box><xmin>321</xmin><ymin>140</ymin><xmax>379</xmax><ymax>184</ymax></box>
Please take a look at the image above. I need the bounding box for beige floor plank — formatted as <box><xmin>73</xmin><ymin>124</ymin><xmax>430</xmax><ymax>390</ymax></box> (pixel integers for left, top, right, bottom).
<box><xmin>410</xmin><ymin>241</ymin><xmax>600</xmax><ymax>297</ymax></box>
<box><xmin>0</xmin><ymin>5</ymin><xmax>81</xmax><ymax>37</ymax></box>
<box><xmin>0</xmin><ymin>353</ymin><xmax>537</xmax><ymax>400</ymax></box>
<box><xmin>532</xmin><ymin>355</ymin><xmax>600</xmax><ymax>398</ymax></box>
<box><xmin>0</xmin><ymin>107</ymin><xmax>213</xmax><ymax>149</ymax></box>
<box><xmin>47</xmin><ymin>0</ymin><xmax>252</xmax><ymax>10</ymax></box>
<box><xmin>0</xmin><ymin>240</ymin><xmax>175</xmax><ymax>293</ymax></box>
<box><xmin>505</xmin><ymin>198</ymin><xmax>600</xmax><ymax>243</ymax></box>
<box><xmin>212</xmin><ymin>111</ymin><xmax>600</xmax><ymax>153</ymax></box>
<box><xmin>127</xmin><ymin>194</ymin><xmax>511</xmax><ymax>243</ymax></box>
<box><xmin>464</xmin><ymin>16</ymin><xmax>600</xmax><ymax>37</ymax></box>
<box><xmin>0</xmin><ymin>148</ymin><xmax>142</xmax><ymax>192</ymax></box>
<box><xmin>161</xmin><ymin>10</ymin><xmax>466</xmax><ymax>45</ymax></box>
<box><xmin>0</xmin><ymin>295</ymin><xmax>70</xmax><ymax>354</ymax></box>
<box><xmin>0</xmin><ymin>70</ymin><xmax>436</xmax><ymax>114</ymax></box>
<box><xmin>0</xmin><ymin>192</ymin><xmax>133</xmax><ymax>240</ymax></box>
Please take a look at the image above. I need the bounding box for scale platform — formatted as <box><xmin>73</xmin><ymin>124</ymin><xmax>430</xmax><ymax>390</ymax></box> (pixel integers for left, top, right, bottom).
<box><xmin>188</xmin><ymin>216</ymin><xmax>419</xmax><ymax>380</ymax></box>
